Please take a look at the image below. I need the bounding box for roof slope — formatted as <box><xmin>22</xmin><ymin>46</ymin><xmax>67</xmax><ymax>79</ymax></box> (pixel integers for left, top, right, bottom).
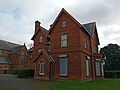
<box><xmin>34</xmin><ymin>50</ymin><xmax>54</xmax><ymax>63</ymax></box>
<box><xmin>83</xmin><ymin>22</ymin><xmax>96</xmax><ymax>36</ymax></box>
<box><xmin>0</xmin><ymin>39</ymin><xmax>22</xmax><ymax>51</ymax></box>
<box><xmin>83</xmin><ymin>22</ymin><xmax>100</xmax><ymax>45</ymax></box>
<box><xmin>31</xmin><ymin>26</ymin><xmax>49</xmax><ymax>40</ymax></box>
<box><xmin>49</xmin><ymin>8</ymin><xmax>83</xmax><ymax>33</ymax></box>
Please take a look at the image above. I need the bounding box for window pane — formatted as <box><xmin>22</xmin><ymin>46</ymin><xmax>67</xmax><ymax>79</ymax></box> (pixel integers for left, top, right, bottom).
<box><xmin>62</xmin><ymin>21</ymin><xmax>67</xmax><ymax>28</ymax></box>
<box><xmin>40</xmin><ymin>61</ymin><xmax>45</xmax><ymax>75</ymax></box>
<box><xmin>86</xmin><ymin>59</ymin><xmax>89</xmax><ymax>76</ymax></box>
<box><xmin>96</xmin><ymin>61</ymin><xmax>100</xmax><ymax>76</ymax></box>
<box><xmin>39</xmin><ymin>36</ymin><xmax>42</xmax><ymax>43</ymax></box>
<box><xmin>60</xmin><ymin>57</ymin><xmax>68</xmax><ymax>76</ymax></box>
<box><xmin>62</xmin><ymin>35</ymin><xmax>67</xmax><ymax>39</ymax></box>
<box><xmin>38</xmin><ymin>48</ymin><xmax>41</xmax><ymax>53</ymax></box>
<box><xmin>61</xmin><ymin>35</ymin><xmax>67</xmax><ymax>47</ymax></box>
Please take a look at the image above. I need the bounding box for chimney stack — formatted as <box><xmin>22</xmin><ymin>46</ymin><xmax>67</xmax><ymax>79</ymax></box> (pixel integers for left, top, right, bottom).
<box><xmin>35</xmin><ymin>20</ymin><xmax>41</xmax><ymax>33</ymax></box>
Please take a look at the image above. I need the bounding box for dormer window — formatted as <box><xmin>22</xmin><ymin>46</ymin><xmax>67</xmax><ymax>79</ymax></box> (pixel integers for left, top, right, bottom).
<box><xmin>62</xmin><ymin>20</ymin><xmax>67</xmax><ymax>28</ymax></box>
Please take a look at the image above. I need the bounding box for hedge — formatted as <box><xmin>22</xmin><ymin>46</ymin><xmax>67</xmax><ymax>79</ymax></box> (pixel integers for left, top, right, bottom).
<box><xmin>104</xmin><ymin>70</ymin><xmax>120</xmax><ymax>78</ymax></box>
<box><xmin>12</xmin><ymin>69</ymin><xmax>20</xmax><ymax>75</ymax></box>
<box><xmin>13</xmin><ymin>69</ymin><xmax>34</xmax><ymax>78</ymax></box>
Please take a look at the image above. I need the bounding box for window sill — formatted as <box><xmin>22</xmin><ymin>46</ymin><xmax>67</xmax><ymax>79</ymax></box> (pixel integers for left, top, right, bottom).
<box><xmin>61</xmin><ymin>46</ymin><xmax>67</xmax><ymax>48</ymax></box>
<box><xmin>96</xmin><ymin>75</ymin><xmax>101</xmax><ymax>77</ymax></box>
<box><xmin>60</xmin><ymin>74</ymin><xmax>68</xmax><ymax>77</ymax></box>
<box><xmin>39</xmin><ymin>73</ymin><xmax>45</xmax><ymax>76</ymax></box>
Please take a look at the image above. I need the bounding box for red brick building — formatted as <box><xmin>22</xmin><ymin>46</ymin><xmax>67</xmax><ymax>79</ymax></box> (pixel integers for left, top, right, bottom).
<box><xmin>33</xmin><ymin>8</ymin><xmax>103</xmax><ymax>80</ymax></box>
<box><xmin>25</xmin><ymin>47</ymin><xmax>34</xmax><ymax>69</ymax></box>
<box><xmin>9</xmin><ymin>44</ymin><xmax>27</xmax><ymax>70</ymax></box>
<box><xmin>0</xmin><ymin>39</ymin><xmax>27</xmax><ymax>73</ymax></box>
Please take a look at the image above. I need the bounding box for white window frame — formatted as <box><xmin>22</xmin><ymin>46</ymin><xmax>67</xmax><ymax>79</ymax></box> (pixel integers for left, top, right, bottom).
<box><xmin>62</xmin><ymin>20</ymin><xmax>67</xmax><ymax>28</ymax></box>
<box><xmin>39</xmin><ymin>60</ymin><xmax>45</xmax><ymax>75</ymax></box>
<box><xmin>86</xmin><ymin>59</ymin><xmax>89</xmax><ymax>76</ymax></box>
<box><xmin>61</xmin><ymin>34</ymin><xmax>67</xmax><ymax>47</ymax></box>
<box><xmin>59</xmin><ymin>55</ymin><xmax>68</xmax><ymax>76</ymax></box>
<box><xmin>48</xmin><ymin>45</ymin><xmax>50</xmax><ymax>52</ymax></box>
<box><xmin>96</xmin><ymin>59</ymin><xmax>101</xmax><ymax>76</ymax></box>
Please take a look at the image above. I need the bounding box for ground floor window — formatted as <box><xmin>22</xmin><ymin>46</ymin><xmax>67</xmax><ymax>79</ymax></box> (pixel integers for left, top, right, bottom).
<box><xmin>39</xmin><ymin>60</ymin><xmax>45</xmax><ymax>75</ymax></box>
<box><xmin>59</xmin><ymin>55</ymin><xmax>68</xmax><ymax>76</ymax></box>
<box><xmin>96</xmin><ymin>59</ymin><xmax>100</xmax><ymax>76</ymax></box>
<box><xmin>86</xmin><ymin>59</ymin><xmax>89</xmax><ymax>76</ymax></box>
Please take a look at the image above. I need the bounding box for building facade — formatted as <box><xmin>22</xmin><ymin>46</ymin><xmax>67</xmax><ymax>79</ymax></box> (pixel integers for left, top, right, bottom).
<box><xmin>33</xmin><ymin>8</ymin><xmax>103</xmax><ymax>80</ymax></box>
<box><xmin>0</xmin><ymin>40</ymin><xmax>27</xmax><ymax>73</ymax></box>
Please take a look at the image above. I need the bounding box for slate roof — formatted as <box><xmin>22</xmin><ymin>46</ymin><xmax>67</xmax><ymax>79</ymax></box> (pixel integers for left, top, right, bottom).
<box><xmin>0</xmin><ymin>57</ymin><xmax>12</xmax><ymax>64</ymax></box>
<box><xmin>11</xmin><ymin>46</ymin><xmax>23</xmax><ymax>54</ymax></box>
<box><xmin>83</xmin><ymin>22</ymin><xmax>96</xmax><ymax>36</ymax></box>
<box><xmin>41</xmin><ymin>27</ymin><xmax>50</xmax><ymax>37</ymax></box>
<box><xmin>83</xmin><ymin>22</ymin><xmax>100</xmax><ymax>45</ymax></box>
<box><xmin>0</xmin><ymin>39</ymin><xmax>22</xmax><ymax>51</ymax></box>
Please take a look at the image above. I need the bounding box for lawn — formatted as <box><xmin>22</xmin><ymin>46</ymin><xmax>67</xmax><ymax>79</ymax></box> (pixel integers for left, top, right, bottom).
<box><xmin>0</xmin><ymin>89</ymin><xmax>16</xmax><ymax>90</ymax></box>
<box><xmin>51</xmin><ymin>79</ymin><xmax>120</xmax><ymax>90</ymax></box>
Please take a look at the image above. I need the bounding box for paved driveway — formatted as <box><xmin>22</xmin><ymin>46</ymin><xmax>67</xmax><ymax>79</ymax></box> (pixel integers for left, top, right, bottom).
<box><xmin>0</xmin><ymin>74</ymin><xmax>54</xmax><ymax>90</ymax></box>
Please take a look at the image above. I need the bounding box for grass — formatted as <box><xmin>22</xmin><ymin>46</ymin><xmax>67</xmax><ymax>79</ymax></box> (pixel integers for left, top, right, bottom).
<box><xmin>51</xmin><ymin>79</ymin><xmax>120</xmax><ymax>90</ymax></box>
<box><xmin>0</xmin><ymin>89</ymin><xmax>16</xmax><ymax>90</ymax></box>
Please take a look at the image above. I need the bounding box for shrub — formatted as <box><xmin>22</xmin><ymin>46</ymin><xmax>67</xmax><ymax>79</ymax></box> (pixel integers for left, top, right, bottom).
<box><xmin>14</xmin><ymin>69</ymin><xmax>34</xmax><ymax>78</ymax></box>
<box><xmin>104</xmin><ymin>70</ymin><xmax>120</xmax><ymax>78</ymax></box>
<box><xmin>12</xmin><ymin>69</ymin><xmax>20</xmax><ymax>75</ymax></box>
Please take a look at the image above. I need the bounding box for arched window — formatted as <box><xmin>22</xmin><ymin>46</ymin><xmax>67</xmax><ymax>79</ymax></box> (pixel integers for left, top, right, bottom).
<box><xmin>39</xmin><ymin>60</ymin><xmax>45</xmax><ymax>75</ymax></box>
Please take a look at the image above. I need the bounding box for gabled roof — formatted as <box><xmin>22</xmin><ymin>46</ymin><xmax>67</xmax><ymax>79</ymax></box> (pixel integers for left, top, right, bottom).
<box><xmin>34</xmin><ymin>50</ymin><xmax>54</xmax><ymax>63</ymax></box>
<box><xmin>83</xmin><ymin>22</ymin><xmax>100</xmax><ymax>45</ymax></box>
<box><xmin>31</xmin><ymin>26</ymin><xmax>49</xmax><ymax>40</ymax></box>
<box><xmin>48</xmin><ymin>8</ymin><xmax>100</xmax><ymax>44</ymax></box>
<box><xmin>0</xmin><ymin>39</ymin><xmax>22</xmax><ymax>51</ymax></box>
<box><xmin>49</xmin><ymin>8</ymin><xmax>83</xmax><ymax>33</ymax></box>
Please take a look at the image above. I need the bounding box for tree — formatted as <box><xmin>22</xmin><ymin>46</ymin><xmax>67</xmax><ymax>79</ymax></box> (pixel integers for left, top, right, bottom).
<box><xmin>100</xmin><ymin>44</ymin><xmax>120</xmax><ymax>70</ymax></box>
<box><xmin>27</xmin><ymin>43</ymin><xmax>33</xmax><ymax>49</ymax></box>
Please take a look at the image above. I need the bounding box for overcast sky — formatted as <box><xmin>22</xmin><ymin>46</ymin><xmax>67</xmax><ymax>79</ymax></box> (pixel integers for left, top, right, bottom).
<box><xmin>0</xmin><ymin>0</ymin><xmax>120</xmax><ymax>48</ymax></box>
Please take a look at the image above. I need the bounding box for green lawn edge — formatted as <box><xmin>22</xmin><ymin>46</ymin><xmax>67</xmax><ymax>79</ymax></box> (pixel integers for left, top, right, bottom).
<box><xmin>50</xmin><ymin>79</ymin><xmax>120</xmax><ymax>90</ymax></box>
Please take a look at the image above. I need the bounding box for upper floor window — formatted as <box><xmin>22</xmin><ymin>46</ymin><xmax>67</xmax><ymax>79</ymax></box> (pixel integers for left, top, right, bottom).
<box><xmin>39</xmin><ymin>36</ymin><xmax>42</xmax><ymax>44</ymax></box>
<box><xmin>48</xmin><ymin>45</ymin><xmax>50</xmax><ymax>52</ymax></box>
<box><xmin>38</xmin><ymin>48</ymin><xmax>41</xmax><ymax>53</ymax></box>
<box><xmin>62</xmin><ymin>20</ymin><xmax>67</xmax><ymax>28</ymax></box>
<box><xmin>61</xmin><ymin>34</ymin><xmax>67</xmax><ymax>47</ymax></box>
<box><xmin>84</xmin><ymin>36</ymin><xmax>87</xmax><ymax>48</ymax></box>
